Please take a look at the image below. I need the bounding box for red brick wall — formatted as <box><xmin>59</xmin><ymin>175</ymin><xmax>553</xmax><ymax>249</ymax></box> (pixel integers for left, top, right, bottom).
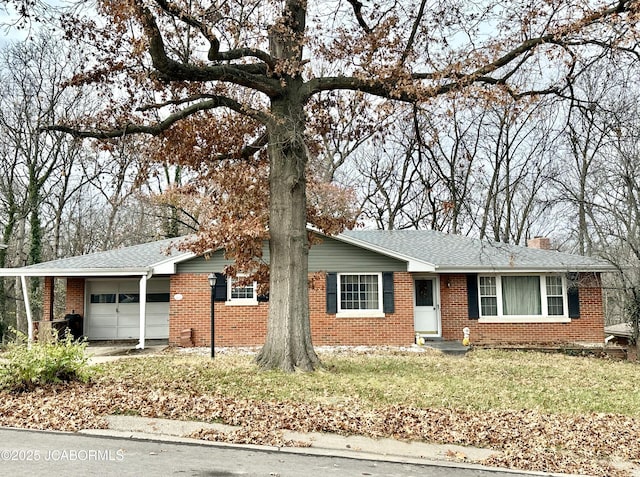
<box><xmin>309</xmin><ymin>272</ymin><xmax>415</xmax><ymax>346</ymax></box>
<box><xmin>42</xmin><ymin>277</ymin><xmax>54</xmax><ymax>321</ymax></box>
<box><xmin>169</xmin><ymin>273</ymin><xmax>269</xmax><ymax>347</ymax></box>
<box><xmin>65</xmin><ymin>278</ymin><xmax>86</xmax><ymax>317</ymax></box>
<box><xmin>169</xmin><ymin>272</ymin><xmax>416</xmax><ymax>347</ymax></box>
<box><xmin>439</xmin><ymin>273</ymin><xmax>604</xmax><ymax>345</ymax></box>
<box><xmin>440</xmin><ymin>274</ymin><xmax>471</xmax><ymax>342</ymax></box>
<box><xmin>49</xmin><ymin>271</ymin><xmax>605</xmax><ymax>347</ymax></box>
<box><xmin>43</xmin><ymin>277</ymin><xmax>85</xmax><ymax>321</ymax></box>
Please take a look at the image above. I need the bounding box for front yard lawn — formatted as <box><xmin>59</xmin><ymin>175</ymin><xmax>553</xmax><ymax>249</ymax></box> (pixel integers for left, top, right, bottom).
<box><xmin>1</xmin><ymin>347</ymin><xmax>639</xmax><ymax>476</ymax></box>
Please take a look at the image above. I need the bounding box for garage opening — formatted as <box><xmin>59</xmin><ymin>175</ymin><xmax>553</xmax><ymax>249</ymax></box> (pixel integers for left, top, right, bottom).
<box><xmin>86</xmin><ymin>278</ymin><xmax>169</xmax><ymax>340</ymax></box>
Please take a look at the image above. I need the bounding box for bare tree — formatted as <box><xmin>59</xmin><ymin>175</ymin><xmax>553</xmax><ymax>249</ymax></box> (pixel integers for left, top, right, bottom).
<box><xmin>585</xmin><ymin>84</ymin><xmax>640</xmax><ymax>354</ymax></box>
<box><xmin>552</xmin><ymin>66</ymin><xmax>623</xmax><ymax>256</ymax></box>
<box><xmin>355</xmin><ymin>108</ymin><xmax>439</xmax><ymax>230</ymax></box>
<box><xmin>418</xmin><ymin>100</ymin><xmax>483</xmax><ymax>234</ymax></box>
<box><xmin>472</xmin><ymin>99</ymin><xmax>558</xmax><ymax>245</ymax></box>
<box><xmin>0</xmin><ymin>34</ymin><xmax>90</xmax><ymax>331</ymax></box>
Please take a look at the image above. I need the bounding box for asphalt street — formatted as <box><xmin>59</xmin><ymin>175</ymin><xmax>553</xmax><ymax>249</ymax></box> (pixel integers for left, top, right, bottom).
<box><xmin>0</xmin><ymin>427</ymin><xmax>530</xmax><ymax>477</ymax></box>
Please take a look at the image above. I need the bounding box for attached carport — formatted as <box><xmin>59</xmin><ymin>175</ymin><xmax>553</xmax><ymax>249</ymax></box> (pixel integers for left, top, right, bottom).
<box><xmin>0</xmin><ymin>267</ymin><xmax>153</xmax><ymax>348</ymax></box>
<box><xmin>0</xmin><ymin>238</ymin><xmax>195</xmax><ymax>349</ymax></box>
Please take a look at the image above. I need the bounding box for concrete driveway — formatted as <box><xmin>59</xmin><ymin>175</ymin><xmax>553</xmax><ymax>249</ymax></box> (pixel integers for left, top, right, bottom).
<box><xmin>86</xmin><ymin>341</ymin><xmax>168</xmax><ymax>364</ymax></box>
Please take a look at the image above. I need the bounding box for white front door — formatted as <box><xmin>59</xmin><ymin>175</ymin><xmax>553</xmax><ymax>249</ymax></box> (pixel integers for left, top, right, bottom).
<box><xmin>414</xmin><ymin>278</ymin><xmax>440</xmax><ymax>337</ymax></box>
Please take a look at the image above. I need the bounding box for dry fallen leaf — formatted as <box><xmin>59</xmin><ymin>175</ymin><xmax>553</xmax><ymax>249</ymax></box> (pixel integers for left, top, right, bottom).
<box><xmin>0</xmin><ymin>377</ymin><xmax>638</xmax><ymax>476</ymax></box>
<box><xmin>445</xmin><ymin>449</ymin><xmax>467</xmax><ymax>460</ymax></box>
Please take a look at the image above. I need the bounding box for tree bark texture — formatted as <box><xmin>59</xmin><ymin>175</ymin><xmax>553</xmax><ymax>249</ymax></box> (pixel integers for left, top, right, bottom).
<box><xmin>254</xmin><ymin>1</ymin><xmax>320</xmax><ymax>371</ymax></box>
<box><xmin>256</xmin><ymin>95</ymin><xmax>320</xmax><ymax>372</ymax></box>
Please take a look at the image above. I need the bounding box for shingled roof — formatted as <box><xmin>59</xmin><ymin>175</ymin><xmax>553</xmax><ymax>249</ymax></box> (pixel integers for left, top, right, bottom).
<box><xmin>0</xmin><ymin>237</ymin><xmax>193</xmax><ymax>277</ymax></box>
<box><xmin>340</xmin><ymin>230</ymin><xmax>614</xmax><ymax>272</ymax></box>
<box><xmin>0</xmin><ymin>230</ymin><xmax>614</xmax><ymax>277</ymax></box>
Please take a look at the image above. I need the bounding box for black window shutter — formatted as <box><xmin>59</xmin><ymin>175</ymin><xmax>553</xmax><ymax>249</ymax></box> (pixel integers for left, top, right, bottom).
<box><xmin>567</xmin><ymin>283</ymin><xmax>580</xmax><ymax>318</ymax></box>
<box><xmin>467</xmin><ymin>274</ymin><xmax>480</xmax><ymax>319</ymax></box>
<box><xmin>382</xmin><ymin>272</ymin><xmax>394</xmax><ymax>314</ymax></box>
<box><xmin>326</xmin><ymin>273</ymin><xmax>337</xmax><ymax>314</ymax></box>
<box><xmin>213</xmin><ymin>273</ymin><xmax>227</xmax><ymax>302</ymax></box>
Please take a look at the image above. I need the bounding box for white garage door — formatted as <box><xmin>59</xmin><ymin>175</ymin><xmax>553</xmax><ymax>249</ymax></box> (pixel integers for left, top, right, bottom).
<box><xmin>86</xmin><ymin>279</ymin><xmax>170</xmax><ymax>340</ymax></box>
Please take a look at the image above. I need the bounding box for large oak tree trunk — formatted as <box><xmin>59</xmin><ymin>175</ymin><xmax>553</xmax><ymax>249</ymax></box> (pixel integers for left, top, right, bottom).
<box><xmin>255</xmin><ymin>1</ymin><xmax>319</xmax><ymax>372</ymax></box>
<box><xmin>255</xmin><ymin>96</ymin><xmax>320</xmax><ymax>371</ymax></box>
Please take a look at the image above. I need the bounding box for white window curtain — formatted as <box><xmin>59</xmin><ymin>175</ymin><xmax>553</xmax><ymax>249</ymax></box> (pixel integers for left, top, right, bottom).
<box><xmin>501</xmin><ymin>276</ymin><xmax>541</xmax><ymax>315</ymax></box>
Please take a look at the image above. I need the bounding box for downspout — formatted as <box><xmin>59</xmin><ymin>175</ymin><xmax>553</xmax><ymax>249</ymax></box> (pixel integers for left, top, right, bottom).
<box><xmin>136</xmin><ymin>273</ymin><xmax>148</xmax><ymax>349</ymax></box>
<box><xmin>20</xmin><ymin>274</ymin><xmax>33</xmax><ymax>344</ymax></box>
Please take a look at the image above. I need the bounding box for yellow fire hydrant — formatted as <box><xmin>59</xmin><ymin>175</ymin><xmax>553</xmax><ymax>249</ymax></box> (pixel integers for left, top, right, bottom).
<box><xmin>462</xmin><ymin>327</ymin><xmax>470</xmax><ymax>347</ymax></box>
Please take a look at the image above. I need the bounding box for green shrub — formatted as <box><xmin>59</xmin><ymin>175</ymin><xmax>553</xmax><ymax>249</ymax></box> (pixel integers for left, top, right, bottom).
<box><xmin>0</xmin><ymin>328</ymin><xmax>93</xmax><ymax>392</ymax></box>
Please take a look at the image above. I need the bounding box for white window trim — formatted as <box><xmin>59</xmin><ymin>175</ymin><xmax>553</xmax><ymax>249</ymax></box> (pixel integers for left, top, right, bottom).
<box><xmin>336</xmin><ymin>272</ymin><xmax>385</xmax><ymax>318</ymax></box>
<box><xmin>479</xmin><ymin>316</ymin><xmax>571</xmax><ymax>324</ymax></box>
<box><xmin>226</xmin><ymin>277</ymin><xmax>258</xmax><ymax>306</ymax></box>
<box><xmin>477</xmin><ymin>274</ymin><xmax>570</xmax><ymax>323</ymax></box>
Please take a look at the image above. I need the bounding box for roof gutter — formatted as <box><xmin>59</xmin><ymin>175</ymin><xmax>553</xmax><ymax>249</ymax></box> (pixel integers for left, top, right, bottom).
<box><xmin>435</xmin><ymin>266</ymin><xmax>617</xmax><ymax>274</ymax></box>
<box><xmin>0</xmin><ymin>267</ymin><xmax>152</xmax><ymax>277</ymax></box>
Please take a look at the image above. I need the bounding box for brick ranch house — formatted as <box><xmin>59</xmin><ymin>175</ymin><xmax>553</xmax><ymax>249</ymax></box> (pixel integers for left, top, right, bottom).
<box><xmin>0</xmin><ymin>230</ymin><xmax>615</xmax><ymax>349</ymax></box>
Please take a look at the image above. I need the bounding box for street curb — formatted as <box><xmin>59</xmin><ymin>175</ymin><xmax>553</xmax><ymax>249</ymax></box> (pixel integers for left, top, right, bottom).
<box><xmin>78</xmin><ymin>428</ymin><xmax>561</xmax><ymax>476</ymax></box>
<box><xmin>76</xmin><ymin>416</ymin><xmax>589</xmax><ymax>477</ymax></box>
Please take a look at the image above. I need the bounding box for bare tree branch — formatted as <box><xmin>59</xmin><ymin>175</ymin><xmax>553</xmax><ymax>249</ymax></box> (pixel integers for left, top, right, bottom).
<box><xmin>149</xmin><ymin>1</ymin><xmax>276</xmax><ymax>67</ymax></box>
<box><xmin>307</xmin><ymin>1</ymin><xmax>637</xmax><ymax>102</ymax></box>
<box><xmin>135</xmin><ymin>94</ymin><xmax>270</xmax><ymax>123</ymax></box>
<box><xmin>345</xmin><ymin>0</ymin><xmax>372</xmax><ymax>34</ymax></box>
<box><xmin>399</xmin><ymin>0</ymin><xmax>427</xmax><ymax>66</ymax></box>
<box><xmin>132</xmin><ymin>0</ymin><xmax>280</xmax><ymax>95</ymax></box>
<box><xmin>43</xmin><ymin>96</ymin><xmax>269</xmax><ymax>139</ymax></box>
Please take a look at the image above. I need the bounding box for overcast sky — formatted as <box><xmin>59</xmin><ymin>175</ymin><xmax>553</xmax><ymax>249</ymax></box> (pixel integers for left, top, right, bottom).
<box><xmin>0</xmin><ymin>4</ymin><xmax>30</xmax><ymax>46</ymax></box>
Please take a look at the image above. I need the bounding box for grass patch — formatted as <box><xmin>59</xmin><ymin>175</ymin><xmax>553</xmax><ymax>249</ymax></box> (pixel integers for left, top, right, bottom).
<box><xmin>97</xmin><ymin>348</ymin><xmax>640</xmax><ymax>415</ymax></box>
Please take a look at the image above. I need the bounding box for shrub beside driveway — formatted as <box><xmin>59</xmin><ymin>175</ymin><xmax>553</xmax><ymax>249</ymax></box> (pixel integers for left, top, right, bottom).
<box><xmin>0</xmin><ymin>347</ymin><xmax>638</xmax><ymax>476</ymax></box>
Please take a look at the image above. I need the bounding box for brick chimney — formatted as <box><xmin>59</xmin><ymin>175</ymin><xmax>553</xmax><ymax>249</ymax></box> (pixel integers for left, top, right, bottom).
<box><xmin>527</xmin><ymin>236</ymin><xmax>551</xmax><ymax>250</ymax></box>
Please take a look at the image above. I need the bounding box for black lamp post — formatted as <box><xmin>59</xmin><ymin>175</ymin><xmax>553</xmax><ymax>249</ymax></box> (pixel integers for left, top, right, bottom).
<box><xmin>208</xmin><ymin>273</ymin><xmax>217</xmax><ymax>359</ymax></box>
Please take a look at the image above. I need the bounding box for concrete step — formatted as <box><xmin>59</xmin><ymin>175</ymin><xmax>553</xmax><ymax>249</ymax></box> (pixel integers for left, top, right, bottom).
<box><xmin>422</xmin><ymin>340</ymin><xmax>470</xmax><ymax>355</ymax></box>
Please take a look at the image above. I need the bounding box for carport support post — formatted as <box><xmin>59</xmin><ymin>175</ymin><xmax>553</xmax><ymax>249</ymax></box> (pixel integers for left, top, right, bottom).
<box><xmin>20</xmin><ymin>275</ymin><xmax>33</xmax><ymax>344</ymax></box>
<box><xmin>136</xmin><ymin>274</ymin><xmax>147</xmax><ymax>350</ymax></box>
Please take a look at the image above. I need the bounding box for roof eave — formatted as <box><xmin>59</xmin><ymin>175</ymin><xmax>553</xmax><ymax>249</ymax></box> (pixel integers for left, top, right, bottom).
<box><xmin>151</xmin><ymin>251</ymin><xmax>197</xmax><ymax>274</ymax></box>
<box><xmin>435</xmin><ymin>265</ymin><xmax>616</xmax><ymax>274</ymax></box>
<box><xmin>0</xmin><ymin>268</ymin><xmax>152</xmax><ymax>277</ymax></box>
